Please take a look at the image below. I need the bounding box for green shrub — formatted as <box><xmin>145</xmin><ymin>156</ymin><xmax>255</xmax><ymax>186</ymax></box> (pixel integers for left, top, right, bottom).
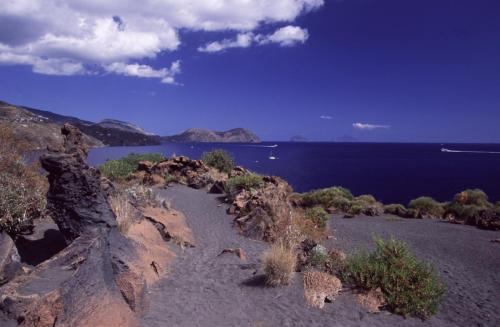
<box><xmin>225</xmin><ymin>174</ymin><xmax>264</xmax><ymax>192</ymax></box>
<box><xmin>350</xmin><ymin>195</ymin><xmax>383</xmax><ymax>216</ymax></box>
<box><xmin>342</xmin><ymin>237</ymin><xmax>446</xmax><ymax>319</ymax></box>
<box><xmin>304</xmin><ymin>207</ymin><xmax>330</xmax><ymax>228</ymax></box>
<box><xmin>408</xmin><ymin>196</ymin><xmax>444</xmax><ymax>218</ymax></box>
<box><xmin>355</xmin><ymin>194</ymin><xmax>377</xmax><ymax>205</ymax></box>
<box><xmin>99</xmin><ymin>153</ymin><xmax>165</xmax><ymax>181</ymax></box>
<box><xmin>201</xmin><ymin>149</ymin><xmax>234</xmax><ymax>173</ymax></box>
<box><xmin>309</xmin><ymin>244</ymin><xmax>328</xmax><ymax>266</ymax></box>
<box><xmin>495</xmin><ymin>201</ymin><xmax>500</xmax><ymax>215</ymax></box>
<box><xmin>300</xmin><ymin>186</ymin><xmax>353</xmax><ymax>208</ymax></box>
<box><xmin>445</xmin><ymin>189</ymin><xmax>495</xmax><ymax>225</ymax></box>
<box><xmin>384</xmin><ymin>204</ymin><xmax>408</xmax><ymax>217</ymax></box>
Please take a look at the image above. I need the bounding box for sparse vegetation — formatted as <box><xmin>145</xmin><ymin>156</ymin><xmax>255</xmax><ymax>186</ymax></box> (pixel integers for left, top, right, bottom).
<box><xmin>108</xmin><ymin>192</ymin><xmax>136</xmax><ymax>234</ymax></box>
<box><xmin>99</xmin><ymin>153</ymin><xmax>165</xmax><ymax>181</ymax></box>
<box><xmin>309</xmin><ymin>244</ymin><xmax>328</xmax><ymax>266</ymax></box>
<box><xmin>384</xmin><ymin>203</ymin><xmax>408</xmax><ymax>217</ymax></box>
<box><xmin>201</xmin><ymin>149</ymin><xmax>234</xmax><ymax>173</ymax></box>
<box><xmin>163</xmin><ymin>173</ymin><xmax>178</xmax><ymax>185</ymax></box>
<box><xmin>0</xmin><ymin>124</ymin><xmax>47</xmax><ymax>236</ymax></box>
<box><xmin>408</xmin><ymin>196</ymin><xmax>444</xmax><ymax>218</ymax></box>
<box><xmin>300</xmin><ymin>186</ymin><xmax>354</xmax><ymax>208</ymax></box>
<box><xmin>262</xmin><ymin>243</ymin><xmax>297</xmax><ymax>286</ymax></box>
<box><xmin>304</xmin><ymin>207</ymin><xmax>330</xmax><ymax>228</ymax></box>
<box><xmin>300</xmin><ymin>187</ymin><xmax>383</xmax><ymax>216</ymax></box>
<box><xmin>225</xmin><ymin>173</ymin><xmax>264</xmax><ymax>193</ymax></box>
<box><xmin>342</xmin><ymin>237</ymin><xmax>446</xmax><ymax>319</ymax></box>
<box><xmin>445</xmin><ymin>189</ymin><xmax>495</xmax><ymax>225</ymax></box>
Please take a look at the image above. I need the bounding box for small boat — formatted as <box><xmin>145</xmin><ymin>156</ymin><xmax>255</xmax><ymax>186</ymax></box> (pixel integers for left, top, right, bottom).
<box><xmin>269</xmin><ymin>150</ymin><xmax>277</xmax><ymax>160</ymax></box>
<box><xmin>441</xmin><ymin>148</ymin><xmax>452</xmax><ymax>152</ymax></box>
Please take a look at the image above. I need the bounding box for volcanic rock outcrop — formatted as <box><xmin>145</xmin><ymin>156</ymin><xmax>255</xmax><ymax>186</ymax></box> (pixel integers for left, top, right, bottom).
<box><xmin>132</xmin><ymin>156</ymin><xmax>214</xmax><ymax>189</ymax></box>
<box><xmin>0</xmin><ymin>124</ymin><xmax>173</xmax><ymax>327</ymax></box>
<box><xmin>227</xmin><ymin>176</ymin><xmax>295</xmax><ymax>242</ymax></box>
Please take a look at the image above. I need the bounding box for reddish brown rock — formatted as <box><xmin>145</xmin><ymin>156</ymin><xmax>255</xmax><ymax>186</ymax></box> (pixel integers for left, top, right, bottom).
<box><xmin>228</xmin><ymin>176</ymin><xmax>295</xmax><ymax>242</ymax></box>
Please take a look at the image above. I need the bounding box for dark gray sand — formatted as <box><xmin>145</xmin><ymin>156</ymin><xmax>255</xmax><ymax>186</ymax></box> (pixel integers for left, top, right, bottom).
<box><xmin>140</xmin><ymin>185</ymin><xmax>500</xmax><ymax>327</ymax></box>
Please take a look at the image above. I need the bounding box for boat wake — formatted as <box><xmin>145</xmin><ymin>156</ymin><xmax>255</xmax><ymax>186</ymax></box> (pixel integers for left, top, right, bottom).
<box><xmin>441</xmin><ymin>148</ymin><xmax>500</xmax><ymax>154</ymax></box>
<box><xmin>240</xmin><ymin>144</ymin><xmax>278</xmax><ymax>148</ymax></box>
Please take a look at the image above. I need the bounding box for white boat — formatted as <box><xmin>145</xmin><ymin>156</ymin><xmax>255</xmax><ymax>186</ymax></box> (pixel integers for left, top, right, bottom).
<box><xmin>269</xmin><ymin>150</ymin><xmax>277</xmax><ymax>160</ymax></box>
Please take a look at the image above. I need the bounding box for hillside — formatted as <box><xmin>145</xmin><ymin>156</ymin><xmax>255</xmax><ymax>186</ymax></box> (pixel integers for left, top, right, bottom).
<box><xmin>0</xmin><ymin>101</ymin><xmax>103</xmax><ymax>150</ymax></box>
<box><xmin>163</xmin><ymin>128</ymin><xmax>260</xmax><ymax>143</ymax></box>
<box><xmin>0</xmin><ymin>100</ymin><xmax>161</xmax><ymax>148</ymax></box>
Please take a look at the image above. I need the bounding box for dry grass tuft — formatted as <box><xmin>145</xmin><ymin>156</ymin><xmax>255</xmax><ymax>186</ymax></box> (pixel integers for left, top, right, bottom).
<box><xmin>109</xmin><ymin>192</ymin><xmax>137</xmax><ymax>234</ymax></box>
<box><xmin>303</xmin><ymin>270</ymin><xmax>342</xmax><ymax>309</ymax></box>
<box><xmin>355</xmin><ymin>288</ymin><xmax>386</xmax><ymax>313</ymax></box>
<box><xmin>262</xmin><ymin>243</ymin><xmax>297</xmax><ymax>286</ymax></box>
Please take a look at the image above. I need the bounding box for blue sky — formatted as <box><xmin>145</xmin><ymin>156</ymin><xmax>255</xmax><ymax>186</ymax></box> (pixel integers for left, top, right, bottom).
<box><xmin>1</xmin><ymin>0</ymin><xmax>499</xmax><ymax>142</ymax></box>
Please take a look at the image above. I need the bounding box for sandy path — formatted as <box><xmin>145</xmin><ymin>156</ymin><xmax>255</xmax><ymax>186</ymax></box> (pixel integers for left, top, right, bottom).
<box><xmin>141</xmin><ymin>185</ymin><xmax>499</xmax><ymax>327</ymax></box>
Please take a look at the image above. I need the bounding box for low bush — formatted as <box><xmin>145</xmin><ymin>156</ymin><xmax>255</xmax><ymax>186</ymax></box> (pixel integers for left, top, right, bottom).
<box><xmin>309</xmin><ymin>244</ymin><xmax>328</xmax><ymax>266</ymax></box>
<box><xmin>262</xmin><ymin>243</ymin><xmax>296</xmax><ymax>286</ymax></box>
<box><xmin>342</xmin><ymin>237</ymin><xmax>446</xmax><ymax>319</ymax></box>
<box><xmin>99</xmin><ymin>153</ymin><xmax>165</xmax><ymax>181</ymax></box>
<box><xmin>304</xmin><ymin>207</ymin><xmax>330</xmax><ymax>228</ymax></box>
<box><xmin>300</xmin><ymin>186</ymin><xmax>353</xmax><ymax>208</ymax></box>
<box><xmin>0</xmin><ymin>124</ymin><xmax>47</xmax><ymax>236</ymax></box>
<box><xmin>445</xmin><ymin>189</ymin><xmax>495</xmax><ymax>225</ymax></box>
<box><xmin>384</xmin><ymin>203</ymin><xmax>408</xmax><ymax>217</ymax></box>
<box><xmin>408</xmin><ymin>196</ymin><xmax>444</xmax><ymax>218</ymax></box>
<box><xmin>453</xmin><ymin>189</ymin><xmax>490</xmax><ymax>207</ymax></box>
<box><xmin>201</xmin><ymin>149</ymin><xmax>234</xmax><ymax>173</ymax></box>
<box><xmin>225</xmin><ymin>173</ymin><xmax>264</xmax><ymax>193</ymax></box>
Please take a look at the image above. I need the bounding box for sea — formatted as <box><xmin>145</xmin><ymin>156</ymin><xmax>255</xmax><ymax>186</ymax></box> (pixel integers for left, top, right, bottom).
<box><xmin>88</xmin><ymin>142</ymin><xmax>500</xmax><ymax>205</ymax></box>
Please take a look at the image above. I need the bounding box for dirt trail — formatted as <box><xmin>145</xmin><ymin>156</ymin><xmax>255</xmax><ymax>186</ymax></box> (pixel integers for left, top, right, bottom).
<box><xmin>141</xmin><ymin>185</ymin><xmax>499</xmax><ymax>327</ymax></box>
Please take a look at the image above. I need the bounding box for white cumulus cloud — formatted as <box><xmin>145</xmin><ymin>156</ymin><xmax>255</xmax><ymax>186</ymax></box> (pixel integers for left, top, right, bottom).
<box><xmin>320</xmin><ymin>115</ymin><xmax>332</xmax><ymax>120</ymax></box>
<box><xmin>0</xmin><ymin>0</ymin><xmax>324</xmax><ymax>83</ymax></box>
<box><xmin>353</xmin><ymin>123</ymin><xmax>391</xmax><ymax>130</ymax></box>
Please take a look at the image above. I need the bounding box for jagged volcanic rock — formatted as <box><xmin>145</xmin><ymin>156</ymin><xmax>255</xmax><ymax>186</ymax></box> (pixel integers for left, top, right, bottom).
<box><xmin>0</xmin><ymin>124</ymin><xmax>173</xmax><ymax>327</ymax></box>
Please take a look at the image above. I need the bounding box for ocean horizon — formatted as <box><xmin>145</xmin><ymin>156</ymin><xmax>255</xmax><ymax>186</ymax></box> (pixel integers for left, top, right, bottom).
<box><xmin>89</xmin><ymin>141</ymin><xmax>500</xmax><ymax>204</ymax></box>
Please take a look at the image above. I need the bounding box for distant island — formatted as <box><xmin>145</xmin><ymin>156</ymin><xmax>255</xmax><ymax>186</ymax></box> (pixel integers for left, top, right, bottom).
<box><xmin>290</xmin><ymin>135</ymin><xmax>309</xmax><ymax>142</ymax></box>
<box><xmin>162</xmin><ymin>128</ymin><xmax>260</xmax><ymax>143</ymax></box>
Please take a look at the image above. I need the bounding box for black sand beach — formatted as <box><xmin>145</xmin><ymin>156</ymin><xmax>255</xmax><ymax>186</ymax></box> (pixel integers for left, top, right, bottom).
<box><xmin>140</xmin><ymin>185</ymin><xmax>500</xmax><ymax>327</ymax></box>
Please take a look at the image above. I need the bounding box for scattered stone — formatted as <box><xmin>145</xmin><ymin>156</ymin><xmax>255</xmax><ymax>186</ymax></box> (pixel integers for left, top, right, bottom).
<box><xmin>218</xmin><ymin>248</ymin><xmax>247</xmax><ymax>261</ymax></box>
<box><xmin>355</xmin><ymin>288</ymin><xmax>386</xmax><ymax>313</ymax></box>
<box><xmin>0</xmin><ymin>232</ymin><xmax>22</xmax><ymax>286</ymax></box>
<box><xmin>303</xmin><ymin>271</ymin><xmax>342</xmax><ymax>309</ymax></box>
<box><xmin>490</xmin><ymin>239</ymin><xmax>500</xmax><ymax>243</ymax></box>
